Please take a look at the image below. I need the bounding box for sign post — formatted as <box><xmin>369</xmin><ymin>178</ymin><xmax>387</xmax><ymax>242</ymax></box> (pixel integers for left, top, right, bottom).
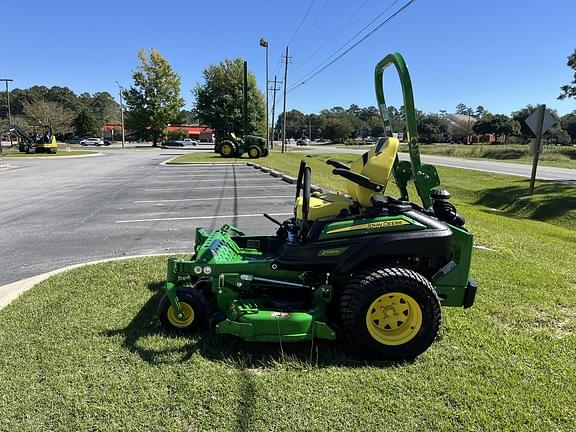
<box><xmin>525</xmin><ymin>105</ymin><xmax>555</xmax><ymax>195</ymax></box>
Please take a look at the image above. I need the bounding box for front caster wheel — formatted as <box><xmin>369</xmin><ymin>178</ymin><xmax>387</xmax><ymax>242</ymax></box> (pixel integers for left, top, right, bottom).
<box><xmin>158</xmin><ymin>288</ymin><xmax>208</xmax><ymax>334</ymax></box>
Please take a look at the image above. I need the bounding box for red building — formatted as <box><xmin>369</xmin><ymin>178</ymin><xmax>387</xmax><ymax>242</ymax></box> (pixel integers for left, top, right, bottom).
<box><xmin>102</xmin><ymin>124</ymin><xmax>214</xmax><ymax>142</ymax></box>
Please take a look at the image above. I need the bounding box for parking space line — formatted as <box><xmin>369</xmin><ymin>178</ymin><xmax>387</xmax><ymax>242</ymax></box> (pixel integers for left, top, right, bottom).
<box><xmin>156</xmin><ymin>174</ymin><xmax>260</xmax><ymax>178</ymax></box>
<box><xmin>144</xmin><ymin>185</ymin><xmax>294</xmax><ymax>192</ymax></box>
<box><xmin>155</xmin><ymin>178</ymin><xmax>268</xmax><ymax>184</ymax></box>
<box><xmin>134</xmin><ymin>195</ymin><xmax>293</xmax><ymax>204</ymax></box>
<box><xmin>116</xmin><ymin>212</ymin><xmax>293</xmax><ymax>224</ymax></box>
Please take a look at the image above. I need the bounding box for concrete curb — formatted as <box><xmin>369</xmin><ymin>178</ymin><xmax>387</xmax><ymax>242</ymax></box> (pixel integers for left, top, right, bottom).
<box><xmin>0</xmin><ymin>253</ymin><xmax>173</xmax><ymax>311</ymax></box>
<box><xmin>281</xmin><ymin>175</ymin><xmax>296</xmax><ymax>184</ymax></box>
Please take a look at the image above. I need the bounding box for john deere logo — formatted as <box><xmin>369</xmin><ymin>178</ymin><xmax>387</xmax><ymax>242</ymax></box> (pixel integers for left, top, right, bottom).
<box><xmin>327</xmin><ymin>219</ymin><xmax>409</xmax><ymax>235</ymax></box>
<box><xmin>366</xmin><ymin>220</ymin><xmax>407</xmax><ymax>229</ymax></box>
<box><xmin>318</xmin><ymin>247</ymin><xmax>348</xmax><ymax>257</ymax></box>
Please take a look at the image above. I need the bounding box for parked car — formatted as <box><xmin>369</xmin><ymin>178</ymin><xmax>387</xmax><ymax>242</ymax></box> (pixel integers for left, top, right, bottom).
<box><xmin>296</xmin><ymin>139</ymin><xmax>307</xmax><ymax>146</ymax></box>
<box><xmin>183</xmin><ymin>138</ymin><xmax>199</xmax><ymax>146</ymax></box>
<box><xmin>162</xmin><ymin>140</ymin><xmax>185</xmax><ymax>147</ymax></box>
<box><xmin>65</xmin><ymin>137</ymin><xmax>83</xmax><ymax>144</ymax></box>
<box><xmin>80</xmin><ymin>137</ymin><xmax>104</xmax><ymax>146</ymax></box>
<box><xmin>103</xmin><ymin>139</ymin><xmax>112</xmax><ymax>146</ymax></box>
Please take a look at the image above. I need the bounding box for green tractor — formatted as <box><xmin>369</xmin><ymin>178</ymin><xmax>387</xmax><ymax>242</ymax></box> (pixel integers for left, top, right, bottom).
<box><xmin>215</xmin><ymin>60</ymin><xmax>269</xmax><ymax>159</ymax></box>
<box><xmin>216</xmin><ymin>132</ymin><xmax>269</xmax><ymax>159</ymax></box>
<box><xmin>158</xmin><ymin>53</ymin><xmax>477</xmax><ymax>360</ymax></box>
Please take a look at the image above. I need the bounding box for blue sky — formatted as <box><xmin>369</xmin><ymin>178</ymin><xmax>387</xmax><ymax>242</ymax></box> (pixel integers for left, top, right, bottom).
<box><xmin>3</xmin><ymin>0</ymin><xmax>576</xmax><ymax>116</ymax></box>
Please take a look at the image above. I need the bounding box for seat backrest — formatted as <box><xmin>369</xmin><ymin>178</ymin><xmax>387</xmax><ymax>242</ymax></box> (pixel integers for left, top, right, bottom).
<box><xmin>346</xmin><ymin>137</ymin><xmax>400</xmax><ymax>207</ymax></box>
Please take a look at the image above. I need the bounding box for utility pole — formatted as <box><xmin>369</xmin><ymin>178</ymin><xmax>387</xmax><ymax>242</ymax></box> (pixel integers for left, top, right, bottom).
<box><xmin>0</xmin><ymin>78</ymin><xmax>14</xmax><ymax>154</ymax></box>
<box><xmin>269</xmin><ymin>75</ymin><xmax>282</xmax><ymax>150</ymax></box>
<box><xmin>281</xmin><ymin>46</ymin><xmax>290</xmax><ymax>154</ymax></box>
<box><xmin>308</xmin><ymin>115</ymin><xmax>312</xmax><ymax>140</ymax></box>
<box><xmin>115</xmin><ymin>81</ymin><xmax>125</xmax><ymax>149</ymax></box>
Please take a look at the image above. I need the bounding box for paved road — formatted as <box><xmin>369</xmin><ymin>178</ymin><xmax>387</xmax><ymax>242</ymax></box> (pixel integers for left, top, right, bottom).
<box><xmin>0</xmin><ymin>151</ymin><xmax>294</xmax><ymax>285</ymax></box>
<box><xmin>292</xmin><ymin>145</ymin><xmax>576</xmax><ymax>184</ymax></box>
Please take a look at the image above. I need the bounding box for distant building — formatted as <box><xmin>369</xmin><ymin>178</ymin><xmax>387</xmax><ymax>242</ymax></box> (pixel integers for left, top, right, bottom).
<box><xmin>102</xmin><ymin>124</ymin><xmax>214</xmax><ymax>142</ymax></box>
<box><xmin>165</xmin><ymin>125</ymin><xmax>214</xmax><ymax>142</ymax></box>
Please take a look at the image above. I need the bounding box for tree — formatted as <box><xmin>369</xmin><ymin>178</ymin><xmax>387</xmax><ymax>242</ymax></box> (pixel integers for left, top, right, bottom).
<box><xmin>511</xmin><ymin>105</ymin><xmax>538</xmax><ymax>143</ymax></box>
<box><xmin>193</xmin><ymin>58</ymin><xmax>265</xmax><ymax>142</ymax></box>
<box><xmin>455</xmin><ymin>103</ymin><xmax>471</xmax><ymax>115</ymax></box>
<box><xmin>560</xmin><ymin>112</ymin><xmax>576</xmax><ymax>143</ymax></box>
<box><xmin>275</xmin><ymin>109</ymin><xmax>307</xmax><ymax>139</ymax></box>
<box><xmin>23</xmin><ymin>98</ymin><xmax>75</xmax><ymax>136</ymax></box>
<box><xmin>74</xmin><ymin>109</ymin><xmax>99</xmax><ymax>137</ymax></box>
<box><xmin>90</xmin><ymin>92</ymin><xmax>120</xmax><ymax>126</ymax></box>
<box><xmin>123</xmin><ymin>48</ymin><xmax>185</xmax><ymax>146</ymax></box>
<box><xmin>475</xmin><ymin>106</ymin><xmax>487</xmax><ymax>118</ymax></box>
<box><xmin>558</xmin><ymin>49</ymin><xmax>576</xmax><ymax>100</ymax></box>
<box><xmin>473</xmin><ymin>113</ymin><xmax>518</xmax><ymax>143</ymax></box>
<box><xmin>323</xmin><ymin>116</ymin><xmax>354</xmax><ymax>143</ymax></box>
<box><xmin>417</xmin><ymin>114</ymin><xmax>449</xmax><ymax>143</ymax></box>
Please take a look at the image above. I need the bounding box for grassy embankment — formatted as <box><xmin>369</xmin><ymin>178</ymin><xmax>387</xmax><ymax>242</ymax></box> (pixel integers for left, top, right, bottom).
<box><xmin>0</xmin><ymin>150</ymin><xmax>574</xmax><ymax>431</ymax></box>
<box><xmin>334</xmin><ymin>142</ymin><xmax>576</xmax><ymax>169</ymax></box>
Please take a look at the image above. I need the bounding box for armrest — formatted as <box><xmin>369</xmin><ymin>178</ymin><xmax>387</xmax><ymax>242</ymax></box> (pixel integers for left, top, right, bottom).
<box><xmin>332</xmin><ymin>168</ymin><xmax>383</xmax><ymax>192</ymax></box>
<box><xmin>326</xmin><ymin>159</ymin><xmax>350</xmax><ymax>170</ymax></box>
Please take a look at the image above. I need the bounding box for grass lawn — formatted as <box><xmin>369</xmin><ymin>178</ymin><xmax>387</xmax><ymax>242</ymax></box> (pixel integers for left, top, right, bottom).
<box><xmin>1</xmin><ymin>146</ymin><xmax>98</xmax><ymax>158</ymax></box>
<box><xmin>1</xmin><ymin>151</ymin><xmax>575</xmax><ymax>431</ymax></box>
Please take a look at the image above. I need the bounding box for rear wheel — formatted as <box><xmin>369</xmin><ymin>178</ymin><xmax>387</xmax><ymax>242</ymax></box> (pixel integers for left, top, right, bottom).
<box><xmin>339</xmin><ymin>267</ymin><xmax>441</xmax><ymax>360</ymax></box>
<box><xmin>158</xmin><ymin>287</ymin><xmax>208</xmax><ymax>333</ymax></box>
<box><xmin>220</xmin><ymin>141</ymin><xmax>236</xmax><ymax>158</ymax></box>
<box><xmin>248</xmin><ymin>145</ymin><xmax>262</xmax><ymax>159</ymax></box>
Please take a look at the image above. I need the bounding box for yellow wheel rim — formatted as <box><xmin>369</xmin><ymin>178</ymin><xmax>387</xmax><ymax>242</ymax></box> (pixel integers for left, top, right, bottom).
<box><xmin>365</xmin><ymin>292</ymin><xmax>422</xmax><ymax>345</ymax></box>
<box><xmin>167</xmin><ymin>302</ymin><xmax>195</xmax><ymax>328</ymax></box>
<box><xmin>222</xmin><ymin>144</ymin><xmax>232</xmax><ymax>155</ymax></box>
<box><xmin>249</xmin><ymin>148</ymin><xmax>259</xmax><ymax>157</ymax></box>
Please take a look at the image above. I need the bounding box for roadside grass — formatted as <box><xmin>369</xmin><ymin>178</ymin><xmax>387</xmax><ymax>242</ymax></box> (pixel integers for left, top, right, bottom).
<box><xmin>333</xmin><ymin>143</ymin><xmax>576</xmax><ymax>168</ymax></box>
<box><xmin>1</xmin><ymin>151</ymin><xmax>575</xmax><ymax>430</ymax></box>
<box><xmin>402</xmin><ymin>143</ymin><xmax>576</xmax><ymax>169</ymax></box>
<box><xmin>1</xmin><ymin>146</ymin><xmax>98</xmax><ymax>157</ymax></box>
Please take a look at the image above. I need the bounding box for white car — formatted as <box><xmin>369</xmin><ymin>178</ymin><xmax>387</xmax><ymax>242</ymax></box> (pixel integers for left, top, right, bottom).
<box><xmin>182</xmin><ymin>138</ymin><xmax>198</xmax><ymax>146</ymax></box>
<box><xmin>80</xmin><ymin>137</ymin><xmax>104</xmax><ymax>146</ymax></box>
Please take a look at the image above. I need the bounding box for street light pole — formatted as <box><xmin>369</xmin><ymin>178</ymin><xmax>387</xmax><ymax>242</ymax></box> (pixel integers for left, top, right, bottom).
<box><xmin>259</xmin><ymin>38</ymin><xmax>269</xmax><ymax>150</ymax></box>
<box><xmin>0</xmin><ymin>78</ymin><xmax>14</xmax><ymax>154</ymax></box>
<box><xmin>115</xmin><ymin>81</ymin><xmax>125</xmax><ymax>149</ymax></box>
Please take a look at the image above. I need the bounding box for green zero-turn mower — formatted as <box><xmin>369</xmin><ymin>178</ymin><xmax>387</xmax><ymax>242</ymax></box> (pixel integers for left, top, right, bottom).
<box><xmin>158</xmin><ymin>53</ymin><xmax>477</xmax><ymax>360</ymax></box>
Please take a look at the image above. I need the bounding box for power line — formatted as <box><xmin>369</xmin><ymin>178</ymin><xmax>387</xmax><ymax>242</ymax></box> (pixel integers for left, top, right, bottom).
<box><xmin>286</xmin><ymin>0</ymin><xmax>315</xmax><ymax>47</ymax></box>
<box><xmin>291</xmin><ymin>0</ymin><xmax>330</xmax><ymax>57</ymax></box>
<box><xmin>291</xmin><ymin>0</ymin><xmax>371</xmax><ymax>74</ymax></box>
<box><xmin>273</xmin><ymin>0</ymin><xmax>315</xmax><ymax>77</ymax></box>
<box><xmin>291</xmin><ymin>0</ymin><xmax>403</xmax><ymax>85</ymax></box>
<box><xmin>289</xmin><ymin>0</ymin><xmax>415</xmax><ymax>92</ymax></box>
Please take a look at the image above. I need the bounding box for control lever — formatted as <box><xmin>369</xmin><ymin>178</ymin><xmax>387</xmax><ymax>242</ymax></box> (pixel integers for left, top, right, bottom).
<box><xmin>263</xmin><ymin>213</ymin><xmax>282</xmax><ymax>226</ymax></box>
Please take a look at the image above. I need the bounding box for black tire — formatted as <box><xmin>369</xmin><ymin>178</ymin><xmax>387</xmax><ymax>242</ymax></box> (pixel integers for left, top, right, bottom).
<box><xmin>158</xmin><ymin>287</ymin><xmax>208</xmax><ymax>334</ymax></box>
<box><xmin>339</xmin><ymin>267</ymin><xmax>441</xmax><ymax>361</ymax></box>
<box><xmin>247</xmin><ymin>145</ymin><xmax>262</xmax><ymax>159</ymax></box>
<box><xmin>220</xmin><ymin>141</ymin><xmax>236</xmax><ymax>158</ymax></box>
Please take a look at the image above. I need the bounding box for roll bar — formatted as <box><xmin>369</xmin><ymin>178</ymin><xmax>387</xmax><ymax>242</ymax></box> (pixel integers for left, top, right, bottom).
<box><xmin>374</xmin><ymin>52</ymin><xmax>440</xmax><ymax>209</ymax></box>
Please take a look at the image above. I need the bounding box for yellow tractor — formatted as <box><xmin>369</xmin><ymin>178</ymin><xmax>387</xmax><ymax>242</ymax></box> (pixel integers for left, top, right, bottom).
<box><xmin>0</xmin><ymin>124</ymin><xmax>58</xmax><ymax>154</ymax></box>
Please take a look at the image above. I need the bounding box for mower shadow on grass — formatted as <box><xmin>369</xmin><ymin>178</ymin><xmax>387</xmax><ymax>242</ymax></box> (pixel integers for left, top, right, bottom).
<box><xmin>102</xmin><ymin>280</ymin><xmax>403</xmax><ymax>370</ymax></box>
<box><xmin>474</xmin><ymin>180</ymin><xmax>576</xmax><ymax>226</ymax></box>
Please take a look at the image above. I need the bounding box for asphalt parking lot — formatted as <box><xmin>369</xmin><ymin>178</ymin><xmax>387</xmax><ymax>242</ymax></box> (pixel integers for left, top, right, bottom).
<box><xmin>0</xmin><ymin>151</ymin><xmax>296</xmax><ymax>285</ymax></box>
